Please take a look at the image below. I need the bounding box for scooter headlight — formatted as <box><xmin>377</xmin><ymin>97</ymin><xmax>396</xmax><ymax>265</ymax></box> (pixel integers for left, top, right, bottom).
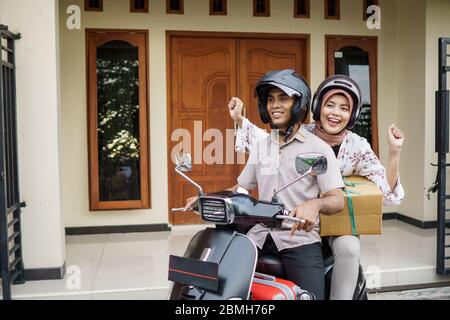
<box><xmin>199</xmin><ymin>196</ymin><xmax>235</xmax><ymax>225</ymax></box>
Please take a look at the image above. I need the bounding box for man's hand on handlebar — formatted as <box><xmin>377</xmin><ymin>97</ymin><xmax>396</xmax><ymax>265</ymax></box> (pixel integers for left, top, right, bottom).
<box><xmin>289</xmin><ymin>199</ymin><xmax>321</xmax><ymax>236</ymax></box>
<box><xmin>184</xmin><ymin>196</ymin><xmax>198</xmax><ymax>212</ymax></box>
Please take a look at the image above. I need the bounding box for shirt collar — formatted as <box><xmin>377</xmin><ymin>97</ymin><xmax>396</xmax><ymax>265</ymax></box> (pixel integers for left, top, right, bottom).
<box><xmin>270</xmin><ymin>125</ymin><xmax>307</xmax><ymax>145</ymax></box>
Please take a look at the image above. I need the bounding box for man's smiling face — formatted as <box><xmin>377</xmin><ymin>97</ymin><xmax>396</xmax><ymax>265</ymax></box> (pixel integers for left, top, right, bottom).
<box><xmin>266</xmin><ymin>87</ymin><xmax>296</xmax><ymax>131</ymax></box>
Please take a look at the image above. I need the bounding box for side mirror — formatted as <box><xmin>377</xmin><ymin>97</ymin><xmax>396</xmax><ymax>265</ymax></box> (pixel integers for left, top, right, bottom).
<box><xmin>295</xmin><ymin>153</ymin><xmax>328</xmax><ymax>176</ymax></box>
<box><xmin>175</xmin><ymin>153</ymin><xmax>192</xmax><ymax>172</ymax></box>
<box><xmin>271</xmin><ymin>153</ymin><xmax>328</xmax><ymax>203</ymax></box>
<box><xmin>174</xmin><ymin>153</ymin><xmax>203</xmax><ymax>195</ymax></box>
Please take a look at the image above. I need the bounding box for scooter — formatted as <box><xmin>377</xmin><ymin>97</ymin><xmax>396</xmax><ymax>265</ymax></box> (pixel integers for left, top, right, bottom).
<box><xmin>168</xmin><ymin>153</ymin><xmax>368</xmax><ymax>300</ymax></box>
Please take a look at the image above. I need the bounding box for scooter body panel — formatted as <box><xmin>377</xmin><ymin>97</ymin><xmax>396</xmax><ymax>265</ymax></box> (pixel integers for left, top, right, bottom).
<box><xmin>170</xmin><ymin>227</ymin><xmax>258</xmax><ymax>300</ymax></box>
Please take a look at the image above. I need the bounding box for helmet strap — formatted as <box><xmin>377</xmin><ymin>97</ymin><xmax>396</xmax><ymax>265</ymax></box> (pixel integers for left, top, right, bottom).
<box><xmin>283</xmin><ymin>123</ymin><xmax>295</xmax><ymax>142</ymax></box>
<box><xmin>271</xmin><ymin>121</ymin><xmax>298</xmax><ymax>142</ymax></box>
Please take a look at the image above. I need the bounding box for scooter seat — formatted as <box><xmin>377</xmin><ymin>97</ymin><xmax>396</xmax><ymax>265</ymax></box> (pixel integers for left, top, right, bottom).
<box><xmin>256</xmin><ymin>255</ymin><xmax>286</xmax><ymax>279</ymax></box>
<box><xmin>257</xmin><ymin>243</ymin><xmax>334</xmax><ymax>280</ymax></box>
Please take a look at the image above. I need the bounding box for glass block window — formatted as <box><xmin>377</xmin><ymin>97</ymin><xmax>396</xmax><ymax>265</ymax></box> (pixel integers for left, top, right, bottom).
<box><xmin>325</xmin><ymin>0</ymin><xmax>340</xmax><ymax>19</ymax></box>
<box><xmin>85</xmin><ymin>0</ymin><xmax>103</xmax><ymax>12</ymax></box>
<box><xmin>254</xmin><ymin>0</ymin><xmax>270</xmax><ymax>17</ymax></box>
<box><xmin>364</xmin><ymin>0</ymin><xmax>379</xmax><ymax>21</ymax></box>
<box><xmin>210</xmin><ymin>0</ymin><xmax>227</xmax><ymax>15</ymax></box>
<box><xmin>167</xmin><ymin>0</ymin><xmax>184</xmax><ymax>14</ymax></box>
<box><xmin>294</xmin><ymin>0</ymin><xmax>310</xmax><ymax>18</ymax></box>
<box><xmin>131</xmin><ymin>0</ymin><xmax>149</xmax><ymax>13</ymax></box>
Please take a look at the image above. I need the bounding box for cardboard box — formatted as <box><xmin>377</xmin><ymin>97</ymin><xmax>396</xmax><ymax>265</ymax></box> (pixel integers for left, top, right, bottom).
<box><xmin>320</xmin><ymin>176</ymin><xmax>383</xmax><ymax>236</ymax></box>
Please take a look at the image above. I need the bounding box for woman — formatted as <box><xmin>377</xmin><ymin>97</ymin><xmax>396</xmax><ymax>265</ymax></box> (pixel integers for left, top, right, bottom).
<box><xmin>228</xmin><ymin>75</ymin><xmax>405</xmax><ymax>300</ymax></box>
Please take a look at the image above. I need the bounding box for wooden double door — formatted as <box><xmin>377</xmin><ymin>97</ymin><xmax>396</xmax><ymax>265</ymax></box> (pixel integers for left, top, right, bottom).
<box><xmin>167</xmin><ymin>32</ymin><xmax>309</xmax><ymax>225</ymax></box>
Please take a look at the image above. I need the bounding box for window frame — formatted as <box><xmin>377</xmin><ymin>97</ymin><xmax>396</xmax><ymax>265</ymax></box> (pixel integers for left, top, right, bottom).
<box><xmin>325</xmin><ymin>0</ymin><xmax>340</xmax><ymax>20</ymax></box>
<box><xmin>253</xmin><ymin>0</ymin><xmax>270</xmax><ymax>17</ymax></box>
<box><xmin>130</xmin><ymin>0</ymin><xmax>149</xmax><ymax>13</ymax></box>
<box><xmin>210</xmin><ymin>0</ymin><xmax>227</xmax><ymax>16</ymax></box>
<box><xmin>294</xmin><ymin>0</ymin><xmax>310</xmax><ymax>19</ymax></box>
<box><xmin>166</xmin><ymin>0</ymin><xmax>184</xmax><ymax>14</ymax></box>
<box><xmin>85</xmin><ymin>0</ymin><xmax>103</xmax><ymax>12</ymax></box>
<box><xmin>325</xmin><ymin>35</ymin><xmax>379</xmax><ymax>156</ymax></box>
<box><xmin>86</xmin><ymin>29</ymin><xmax>151</xmax><ymax>211</ymax></box>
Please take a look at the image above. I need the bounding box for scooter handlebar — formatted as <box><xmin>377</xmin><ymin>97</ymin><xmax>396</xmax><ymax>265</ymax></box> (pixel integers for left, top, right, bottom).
<box><xmin>275</xmin><ymin>215</ymin><xmax>306</xmax><ymax>225</ymax></box>
<box><xmin>171</xmin><ymin>208</ymin><xmax>188</xmax><ymax>213</ymax></box>
<box><xmin>171</xmin><ymin>207</ymin><xmax>200</xmax><ymax>215</ymax></box>
<box><xmin>173</xmin><ymin>205</ymin><xmax>304</xmax><ymax>222</ymax></box>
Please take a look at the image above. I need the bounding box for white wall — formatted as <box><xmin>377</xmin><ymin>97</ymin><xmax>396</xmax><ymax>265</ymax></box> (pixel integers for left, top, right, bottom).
<box><xmin>395</xmin><ymin>0</ymin><xmax>427</xmax><ymax>221</ymax></box>
<box><xmin>394</xmin><ymin>0</ymin><xmax>450</xmax><ymax>223</ymax></box>
<box><xmin>0</xmin><ymin>0</ymin><xmax>65</xmax><ymax>269</ymax></box>
<box><xmin>59</xmin><ymin>0</ymin><xmax>401</xmax><ymax>228</ymax></box>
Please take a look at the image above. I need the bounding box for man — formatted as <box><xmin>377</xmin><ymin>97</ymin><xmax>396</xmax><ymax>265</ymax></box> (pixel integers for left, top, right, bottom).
<box><xmin>186</xmin><ymin>69</ymin><xmax>344</xmax><ymax>299</ymax></box>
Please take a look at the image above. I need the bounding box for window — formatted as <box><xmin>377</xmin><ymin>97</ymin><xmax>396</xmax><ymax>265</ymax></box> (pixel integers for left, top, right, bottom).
<box><xmin>326</xmin><ymin>36</ymin><xmax>379</xmax><ymax>154</ymax></box>
<box><xmin>210</xmin><ymin>0</ymin><xmax>227</xmax><ymax>15</ymax></box>
<box><xmin>167</xmin><ymin>0</ymin><xmax>184</xmax><ymax>14</ymax></box>
<box><xmin>130</xmin><ymin>0</ymin><xmax>148</xmax><ymax>13</ymax></box>
<box><xmin>85</xmin><ymin>0</ymin><xmax>103</xmax><ymax>11</ymax></box>
<box><xmin>86</xmin><ymin>30</ymin><xmax>150</xmax><ymax>211</ymax></box>
<box><xmin>294</xmin><ymin>0</ymin><xmax>310</xmax><ymax>18</ymax></box>
<box><xmin>325</xmin><ymin>0</ymin><xmax>340</xmax><ymax>20</ymax></box>
<box><xmin>254</xmin><ymin>0</ymin><xmax>270</xmax><ymax>17</ymax></box>
<box><xmin>363</xmin><ymin>0</ymin><xmax>379</xmax><ymax>20</ymax></box>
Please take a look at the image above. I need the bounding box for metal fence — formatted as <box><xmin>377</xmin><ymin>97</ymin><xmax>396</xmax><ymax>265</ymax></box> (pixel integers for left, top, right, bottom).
<box><xmin>435</xmin><ymin>38</ymin><xmax>450</xmax><ymax>275</ymax></box>
<box><xmin>0</xmin><ymin>24</ymin><xmax>26</xmax><ymax>301</ymax></box>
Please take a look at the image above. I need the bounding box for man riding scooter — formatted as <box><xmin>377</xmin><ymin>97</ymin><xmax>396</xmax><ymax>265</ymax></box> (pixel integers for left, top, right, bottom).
<box><xmin>185</xmin><ymin>69</ymin><xmax>345</xmax><ymax>300</ymax></box>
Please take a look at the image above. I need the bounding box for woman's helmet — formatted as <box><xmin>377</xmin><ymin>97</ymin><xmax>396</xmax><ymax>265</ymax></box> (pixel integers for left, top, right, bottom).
<box><xmin>311</xmin><ymin>75</ymin><xmax>362</xmax><ymax>129</ymax></box>
<box><xmin>255</xmin><ymin>69</ymin><xmax>311</xmax><ymax>126</ymax></box>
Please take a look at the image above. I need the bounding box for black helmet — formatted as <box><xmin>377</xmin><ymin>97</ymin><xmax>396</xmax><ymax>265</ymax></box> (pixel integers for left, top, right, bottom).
<box><xmin>255</xmin><ymin>69</ymin><xmax>311</xmax><ymax>125</ymax></box>
<box><xmin>311</xmin><ymin>75</ymin><xmax>362</xmax><ymax>130</ymax></box>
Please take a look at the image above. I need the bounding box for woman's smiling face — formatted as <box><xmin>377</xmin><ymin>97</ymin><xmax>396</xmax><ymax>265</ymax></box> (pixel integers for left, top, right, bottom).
<box><xmin>320</xmin><ymin>94</ymin><xmax>351</xmax><ymax>134</ymax></box>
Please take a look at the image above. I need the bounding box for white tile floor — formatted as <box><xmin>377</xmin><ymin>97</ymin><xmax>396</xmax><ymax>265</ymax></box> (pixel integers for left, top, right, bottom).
<box><xmin>4</xmin><ymin>220</ymin><xmax>450</xmax><ymax>300</ymax></box>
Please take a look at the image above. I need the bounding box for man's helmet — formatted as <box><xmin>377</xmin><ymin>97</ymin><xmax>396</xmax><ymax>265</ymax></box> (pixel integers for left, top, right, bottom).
<box><xmin>255</xmin><ymin>69</ymin><xmax>311</xmax><ymax>125</ymax></box>
<box><xmin>311</xmin><ymin>75</ymin><xmax>362</xmax><ymax>129</ymax></box>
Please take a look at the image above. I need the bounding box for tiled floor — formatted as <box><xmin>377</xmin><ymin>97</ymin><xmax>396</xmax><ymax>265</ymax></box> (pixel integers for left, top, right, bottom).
<box><xmin>369</xmin><ymin>287</ymin><xmax>450</xmax><ymax>300</ymax></box>
<box><xmin>4</xmin><ymin>220</ymin><xmax>450</xmax><ymax>300</ymax></box>
<box><xmin>360</xmin><ymin>220</ymin><xmax>450</xmax><ymax>289</ymax></box>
